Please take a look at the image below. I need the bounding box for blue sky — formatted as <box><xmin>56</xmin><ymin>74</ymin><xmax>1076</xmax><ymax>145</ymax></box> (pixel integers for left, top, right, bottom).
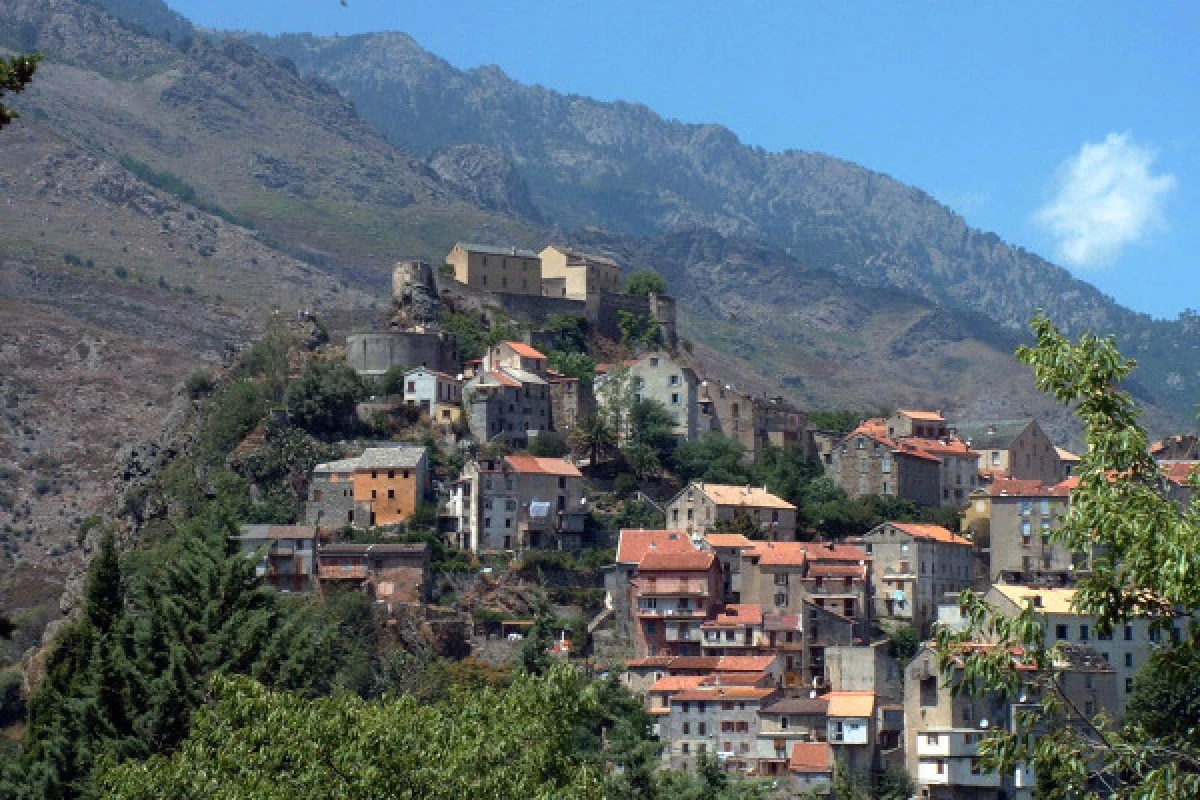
<box><xmin>170</xmin><ymin>0</ymin><xmax>1199</xmax><ymax>320</ymax></box>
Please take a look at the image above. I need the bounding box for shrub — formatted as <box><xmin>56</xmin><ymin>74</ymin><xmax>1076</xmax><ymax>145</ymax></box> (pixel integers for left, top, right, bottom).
<box><xmin>183</xmin><ymin>369</ymin><xmax>215</xmax><ymax>399</ymax></box>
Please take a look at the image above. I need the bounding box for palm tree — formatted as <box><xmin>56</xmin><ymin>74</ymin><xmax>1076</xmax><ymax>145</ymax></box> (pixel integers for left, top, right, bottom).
<box><xmin>569</xmin><ymin>414</ymin><xmax>615</xmax><ymax>466</ymax></box>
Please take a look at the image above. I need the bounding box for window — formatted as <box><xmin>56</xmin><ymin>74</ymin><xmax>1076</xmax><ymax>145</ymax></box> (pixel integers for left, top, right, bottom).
<box><xmin>1125</xmin><ymin>625</ymin><xmax>1134</xmax><ymax>641</ymax></box>
<box><xmin>1040</xmin><ymin>499</ymin><xmax>1051</xmax><ymax>515</ymax></box>
<box><xmin>1019</xmin><ymin>501</ymin><xmax>1033</xmax><ymax>516</ymax></box>
<box><xmin>698</xmin><ymin>722</ymin><xmax>706</xmax><ymax>735</ymax></box>
<box><xmin>774</xmin><ymin>574</ymin><xmax>789</xmax><ymax>586</ymax></box>
<box><xmin>371</xmin><ymin>489</ymin><xmax>378</xmax><ymax>500</ymax></box>
<box><xmin>387</xmin><ymin>489</ymin><xmax>395</xmax><ymax>499</ymax></box>
<box><xmin>681</xmin><ymin>743</ymin><xmax>689</xmax><ymax>754</ymax></box>
<box><xmin>926</xmin><ymin>733</ymin><xmax>939</xmax><ymax>746</ymax></box>
<box><xmin>1085</xmin><ymin>700</ymin><xmax>1095</xmax><ymax>716</ymax></box>
<box><xmin>646</xmin><ymin>621</ymin><xmax>657</xmax><ymax>634</ymax></box>
<box><xmin>1080</xmin><ymin>624</ymin><xmax>1090</xmax><ymax>642</ymax></box>
<box><xmin>1126</xmin><ymin>677</ymin><xmax>1134</xmax><ymax>694</ymax></box>
<box><xmin>682</xmin><ymin>722</ymin><xmax>690</xmax><ymax>735</ymax></box>
<box><xmin>936</xmin><ymin>760</ymin><xmax>946</xmax><ymax>776</ymax></box>
<box><xmin>1056</xmin><ymin>624</ymin><xmax>1068</xmax><ymax>640</ymax></box>
<box><xmin>1125</xmin><ymin>652</ymin><xmax>1134</xmax><ymax>668</ymax></box>
<box><xmin>1085</xmin><ymin>673</ymin><xmax>1095</xmax><ymax>690</ymax></box>
<box><xmin>780</xmin><ymin>717</ymin><xmax>790</xmax><ymax>730</ymax></box>
<box><xmin>387</xmin><ymin>469</ymin><xmax>395</xmax><ymax>479</ymax></box>
<box><xmin>1022</xmin><ymin>520</ymin><xmax>1032</xmax><ymax>543</ymax></box>
<box><xmin>774</xmin><ymin>593</ymin><xmax>788</xmax><ymax>607</ymax></box>
<box><xmin>882</xmin><ymin>458</ymin><xmax>893</xmax><ymax>474</ymax></box>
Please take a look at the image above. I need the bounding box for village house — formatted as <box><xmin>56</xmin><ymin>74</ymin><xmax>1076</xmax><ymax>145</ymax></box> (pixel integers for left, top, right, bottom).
<box><xmin>826</xmin><ymin>691</ymin><xmax>879</xmax><ymax>774</ymax></box>
<box><xmin>697</xmin><ymin>380</ymin><xmax>807</xmax><ymax>462</ymax></box>
<box><xmin>231</xmin><ymin>525</ymin><xmax>318</xmax><ymax>592</ymax></box>
<box><xmin>305</xmin><ymin>446</ymin><xmax>429</xmax><ymax>530</ymax></box>
<box><xmin>853</xmin><ymin>522</ymin><xmax>974</xmax><ymax>637</ymax></box>
<box><xmin>960</xmin><ymin>478</ymin><xmax>1077</xmax><ymax>585</ymax></box>
<box><xmin>905</xmin><ymin>642</ymin><xmax>1116</xmax><ymax>800</ymax></box>
<box><xmin>316</xmin><ymin>542</ymin><xmax>431</xmax><ymax>606</ymax></box>
<box><xmin>755</xmin><ymin>694</ymin><xmax>830</xmax><ymax>767</ymax></box>
<box><xmin>1151</xmin><ymin>433</ymin><xmax>1200</xmax><ymax>461</ymax></box>
<box><xmin>464</xmin><ymin>341</ymin><xmax>553</xmax><ymax>447</ymax></box>
<box><xmin>445</xmin><ymin>242</ymin><xmax>542</xmax><ymax>295</ymax></box>
<box><xmin>538</xmin><ymin>244</ymin><xmax>624</xmax><ymax>301</ymax></box>
<box><xmin>700</xmin><ymin>532</ymin><xmax>756</xmax><ymax>603</ymax></box>
<box><xmin>660</xmin><ymin>685</ymin><xmax>783</xmax><ymax>773</ymax></box>
<box><xmin>450</xmin><ymin>455</ymin><xmax>587</xmax><ymax>553</ymax></box>
<box><xmin>666</xmin><ymin>482</ymin><xmax>798</xmax><ymax>540</ymax></box>
<box><xmin>546</xmin><ymin>370</ymin><xmax>592</xmax><ymax>433</ymax></box>
<box><xmin>622</xmin><ymin>652</ymin><xmax>785</xmax><ymax>697</ymax></box>
<box><xmin>982</xmin><ymin>585</ymin><xmax>1164</xmax><ymax>718</ymax></box>
<box><xmin>401</xmin><ymin>366</ymin><xmax>463</xmax><ymax>425</ymax></box>
<box><xmin>739</xmin><ymin>541</ymin><xmax>872</xmax><ymax>640</ymax></box>
<box><xmin>786</xmin><ymin>742</ymin><xmax>836</xmax><ymax>795</ymax></box>
<box><xmin>608</xmin><ymin>529</ymin><xmax>698</xmax><ymax>641</ymax></box>
<box><xmin>954</xmin><ymin>419</ymin><xmax>1063</xmax><ymax>485</ymax></box>
<box><xmin>1161</xmin><ymin>460</ymin><xmax>1200</xmax><ymax>509</ymax></box>
<box><xmin>631</xmin><ymin>550</ymin><xmax>723</xmax><ymax>658</ymax></box>
<box><xmin>596</xmin><ymin>351</ymin><xmax>701</xmax><ymax>442</ymax></box>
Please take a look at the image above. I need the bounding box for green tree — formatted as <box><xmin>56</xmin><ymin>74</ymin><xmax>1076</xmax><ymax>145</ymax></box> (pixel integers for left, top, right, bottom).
<box><xmin>84</xmin><ymin>531</ymin><xmax>124</xmax><ymax>634</ymax></box>
<box><xmin>548</xmin><ymin>350</ymin><xmax>597</xmax><ymax>390</ymax></box>
<box><xmin>377</xmin><ymin>364</ymin><xmax>408</xmax><ymax>397</ymax></box>
<box><xmin>0</xmin><ymin>54</ymin><xmax>40</xmax><ymax>130</ymax></box>
<box><xmin>570</xmin><ymin>413</ymin><xmax>617</xmax><ymax>466</ymax></box>
<box><xmin>625</xmin><ymin>269</ymin><xmax>668</xmax><ymax>296</ymax></box>
<box><xmin>284</xmin><ymin>360</ymin><xmax>367</xmax><ymax>438</ymax></box>
<box><xmin>888</xmin><ymin>624</ymin><xmax>920</xmax><ymax>665</ymax></box>
<box><xmin>936</xmin><ymin>313</ymin><xmax>1200</xmax><ymax>799</ymax></box>
<box><xmin>521</xmin><ymin>614</ymin><xmax>557</xmax><ymax>676</ymax></box>
<box><xmin>0</xmin><ymin>615</ymin><xmax>14</xmax><ymax>639</ymax></box>
<box><xmin>1125</xmin><ymin>649</ymin><xmax>1200</xmax><ymax>751</ymax></box>
<box><xmin>672</xmin><ymin>433</ymin><xmax>752</xmax><ymax>484</ymax></box>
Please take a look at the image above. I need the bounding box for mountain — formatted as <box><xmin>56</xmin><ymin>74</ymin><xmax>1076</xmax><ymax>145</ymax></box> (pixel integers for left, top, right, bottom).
<box><xmin>245</xmin><ymin>31</ymin><xmax>1200</xmax><ymax>422</ymax></box>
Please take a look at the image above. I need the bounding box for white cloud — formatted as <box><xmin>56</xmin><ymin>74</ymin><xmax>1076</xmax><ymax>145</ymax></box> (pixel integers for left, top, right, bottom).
<box><xmin>1034</xmin><ymin>132</ymin><xmax>1176</xmax><ymax>269</ymax></box>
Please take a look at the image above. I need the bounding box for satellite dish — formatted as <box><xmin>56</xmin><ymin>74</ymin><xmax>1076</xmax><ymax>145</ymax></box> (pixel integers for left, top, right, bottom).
<box><xmin>979</xmin><ymin>718</ymin><xmax>989</xmax><ymax>728</ymax></box>
<box><xmin>809</xmin><ymin>689</ymin><xmax>817</xmax><ymax>699</ymax></box>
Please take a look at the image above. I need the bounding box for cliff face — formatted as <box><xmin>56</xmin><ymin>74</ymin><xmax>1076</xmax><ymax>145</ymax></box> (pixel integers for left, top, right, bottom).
<box><xmin>247</xmin><ymin>30</ymin><xmax>1200</xmax><ymax>421</ymax></box>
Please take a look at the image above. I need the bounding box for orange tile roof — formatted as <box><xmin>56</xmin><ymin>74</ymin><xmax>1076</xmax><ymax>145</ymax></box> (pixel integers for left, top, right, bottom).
<box><xmin>897</xmin><ymin>409</ymin><xmax>946</xmax><ymax>422</ymax></box>
<box><xmin>704</xmin><ymin>533</ymin><xmax>756</xmax><ymax>549</ymax></box>
<box><xmin>715</xmin><ymin>655</ymin><xmax>780</xmax><ymax>672</ymax></box>
<box><xmin>748</xmin><ymin>541</ymin><xmax>810</xmax><ymax>567</ymax></box>
<box><xmin>665</xmin><ymin>656</ymin><xmax>721</xmax><ymax>672</ymax></box>
<box><xmin>806</xmin><ymin>563</ymin><xmax>867</xmax><ymax>579</ymax></box>
<box><xmin>503</xmin><ymin>341</ymin><xmax>546</xmax><ymax>359</ymax></box>
<box><xmin>672</xmin><ymin>686</ymin><xmax>778</xmax><ymax>702</ymax></box>
<box><xmin>903</xmin><ymin>437</ymin><xmax>978</xmax><ymax>457</ymax></box>
<box><xmin>805</xmin><ymin>542</ymin><xmax>872</xmax><ymax>562</ymax></box>
<box><xmin>889</xmin><ymin>522</ymin><xmax>973</xmax><ymax>546</ymax></box>
<box><xmin>702</xmin><ymin>672</ymin><xmax>769</xmax><ymax>686</ymax></box>
<box><xmin>987</xmin><ymin>478</ymin><xmax>1055</xmax><ymax>497</ymax></box>
<box><xmin>894</xmin><ymin>444</ymin><xmax>944</xmax><ymax>464</ymax></box>
<box><xmin>1161</xmin><ymin>461</ymin><xmax>1200</xmax><ymax>486</ymax></box>
<box><xmin>825</xmin><ymin>691</ymin><xmax>876</xmax><ymax>718</ymax></box>
<box><xmin>625</xmin><ymin>655</ymin><xmax>675</xmax><ymax>668</ymax></box>
<box><xmin>638</xmin><ymin>550</ymin><xmax>716</xmax><ymax>572</ymax></box>
<box><xmin>616</xmin><ymin>529</ymin><xmax>695</xmax><ymax>565</ymax></box>
<box><xmin>648</xmin><ymin>675</ymin><xmax>707</xmax><ymax>693</ymax></box>
<box><xmin>483</xmin><ymin>370</ymin><xmax>521</xmax><ymax>388</ymax></box>
<box><xmin>789</xmin><ymin>742</ymin><xmax>834</xmax><ymax>774</ymax></box>
<box><xmin>504</xmin><ymin>455</ymin><xmax>583</xmax><ymax>477</ymax></box>
<box><xmin>702</xmin><ymin>604</ymin><xmax>765</xmax><ymax>629</ymax></box>
<box><xmin>695</xmin><ymin>483</ymin><xmax>797</xmax><ymax>511</ymax></box>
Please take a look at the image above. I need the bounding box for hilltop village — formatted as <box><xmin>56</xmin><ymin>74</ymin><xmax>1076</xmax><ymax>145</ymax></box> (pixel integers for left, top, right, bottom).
<box><xmin>191</xmin><ymin>242</ymin><xmax>1200</xmax><ymax>798</ymax></box>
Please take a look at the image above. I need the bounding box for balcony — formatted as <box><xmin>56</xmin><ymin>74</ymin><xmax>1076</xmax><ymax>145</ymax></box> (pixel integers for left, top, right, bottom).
<box><xmin>635</xmin><ymin>606</ymin><xmax>706</xmax><ymax>619</ymax></box>
<box><xmin>915</xmin><ymin>729</ymin><xmax>983</xmax><ymax>758</ymax></box>
<box><xmin>916</xmin><ymin>757</ymin><xmax>1004</xmax><ymax>788</ymax></box>
<box><xmin>634</xmin><ymin>579</ymin><xmax>711</xmax><ymax>597</ymax></box>
<box><xmin>665</xmin><ymin>625</ymin><xmax>703</xmax><ymax>643</ymax></box>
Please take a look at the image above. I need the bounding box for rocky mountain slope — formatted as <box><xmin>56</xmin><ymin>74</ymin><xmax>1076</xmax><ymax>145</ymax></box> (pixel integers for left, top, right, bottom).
<box><xmin>247</xmin><ymin>30</ymin><xmax>1200</xmax><ymax>422</ymax></box>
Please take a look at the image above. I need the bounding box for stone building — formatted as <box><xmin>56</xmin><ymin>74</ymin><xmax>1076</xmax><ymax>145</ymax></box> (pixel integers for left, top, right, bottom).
<box><xmin>660</xmin><ymin>685</ymin><xmax>782</xmax><ymax>772</ymax></box>
<box><xmin>905</xmin><ymin>642</ymin><xmax>1116</xmax><ymax>800</ymax></box>
<box><xmin>464</xmin><ymin>342</ymin><xmax>553</xmax><ymax>447</ymax></box>
<box><xmin>538</xmin><ymin>244</ymin><xmax>624</xmax><ymax>301</ymax></box>
<box><xmin>1151</xmin><ymin>433</ymin><xmax>1200</xmax><ymax>461</ymax></box>
<box><xmin>596</xmin><ymin>351</ymin><xmax>700</xmax><ymax>442</ymax></box>
<box><xmin>450</xmin><ymin>455</ymin><xmax>586</xmax><ymax>552</ymax></box>
<box><xmin>853</xmin><ymin>522</ymin><xmax>974</xmax><ymax>637</ymax></box>
<box><xmin>316</xmin><ymin>542</ymin><xmax>431</xmax><ymax>606</ymax></box>
<box><xmin>547</xmin><ymin>371</ymin><xmax>592</xmax><ymax>433</ymax></box>
<box><xmin>666</xmin><ymin>482</ymin><xmax>798</xmax><ymax>541</ymax></box>
<box><xmin>954</xmin><ymin>419</ymin><xmax>1063</xmax><ymax>485</ymax></box>
<box><xmin>445</xmin><ymin>242</ymin><xmax>542</xmax><ymax>295</ymax></box>
<box><xmin>345</xmin><ymin>331</ymin><xmax>460</xmax><ymax>378</ymax></box>
<box><xmin>305</xmin><ymin>447</ymin><xmax>429</xmax><ymax>530</ymax></box>
<box><xmin>697</xmin><ymin>381</ymin><xmax>806</xmax><ymax>462</ymax></box>
<box><xmin>608</xmin><ymin>529</ymin><xmax>698</xmax><ymax>641</ymax></box>
<box><xmin>305</xmin><ymin>457</ymin><xmax>361</xmax><ymax>529</ymax></box>
<box><xmin>961</xmin><ymin>478</ymin><xmax>1077</xmax><ymax>585</ymax></box>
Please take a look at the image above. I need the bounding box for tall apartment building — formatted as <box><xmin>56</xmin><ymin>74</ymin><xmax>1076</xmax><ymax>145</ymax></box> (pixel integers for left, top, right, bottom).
<box><xmin>853</xmin><ymin>522</ymin><xmax>974</xmax><ymax>637</ymax></box>
<box><xmin>445</xmin><ymin>242</ymin><xmax>542</xmax><ymax>295</ymax></box>
<box><xmin>450</xmin><ymin>455</ymin><xmax>586</xmax><ymax>552</ymax></box>
<box><xmin>961</xmin><ymin>479</ymin><xmax>1078</xmax><ymax>585</ymax></box>
<box><xmin>631</xmin><ymin>550</ymin><xmax>723</xmax><ymax>658</ymax></box>
<box><xmin>465</xmin><ymin>341</ymin><xmax>553</xmax><ymax>447</ymax></box>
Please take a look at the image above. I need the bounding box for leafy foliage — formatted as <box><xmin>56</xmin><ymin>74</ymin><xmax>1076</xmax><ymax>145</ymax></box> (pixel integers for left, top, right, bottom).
<box><xmin>0</xmin><ymin>54</ymin><xmax>40</xmax><ymax>130</ymax></box>
<box><xmin>935</xmin><ymin>313</ymin><xmax>1200</xmax><ymax>799</ymax></box>
<box><xmin>284</xmin><ymin>360</ymin><xmax>367</xmax><ymax>438</ymax></box>
<box><xmin>624</xmin><ymin>269</ymin><xmax>668</xmax><ymax>297</ymax></box>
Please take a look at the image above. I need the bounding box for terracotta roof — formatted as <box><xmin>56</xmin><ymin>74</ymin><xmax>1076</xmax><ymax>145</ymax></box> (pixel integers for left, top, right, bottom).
<box><xmin>504</xmin><ymin>455</ymin><xmax>582</xmax><ymax>478</ymax></box>
<box><xmin>762</xmin><ymin>696</ymin><xmax>829</xmax><ymax>716</ymax></box>
<box><xmin>825</xmin><ymin>691</ymin><xmax>876</xmax><ymax>718</ymax></box>
<box><xmin>715</xmin><ymin>655</ymin><xmax>780</xmax><ymax>672</ymax></box>
<box><xmin>704</xmin><ymin>533</ymin><xmax>756</xmax><ymax>549</ymax></box>
<box><xmin>616</xmin><ymin>529</ymin><xmax>695</xmax><ymax>565</ymax></box>
<box><xmin>638</xmin><ymin>550</ymin><xmax>716</xmax><ymax>572</ymax></box>
<box><xmin>695</xmin><ymin>483</ymin><xmax>796</xmax><ymax>511</ymax></box>
<box><xmin>625</xmin><ymin>655</ymin><xmax>675</xmax><ymax>669</ymax></box>
<box><xmin>805</xmin><ymin>542</ymin><xmax>873</xmax><ymax>562</ymax></box>
<box><xmin>1161</xmin><ymin>461</ymin><xmax>1200</xmax><ymax>487</ymax></box>
<box><xmin>672</xmin><ymin>687</ymin><xmax>777</xmax><ymax>703</ymax></box>
<box><xmin>503</xmin><ymin>341</ymin><xmax>547</xmax><ymax>359</ymax></box>
<box><xmin>648</xmin><ymin>675</ymin><xmax>707</xmax><ymax>693</ymax></box>
<box><xmin>702</xmin><ymin>672</ymin><xmax>769</xmax><ymax>686</ymax></box>
<box><xmin>986</xmin><ymin>478</ymin><xmax>1057</xmax><ymax>497</ymax></box>
<box><xmin>665</xmin><ymin>656</ymin><xmax>721</xmax><ymax>672</ymax></box>
<box><xmin>789</xmin><ymin>742</ymin><xmax>834</xmax><ymax>774</ymax></box>
<box><xmin>806</xmin><ymin>563</ymin><xmax>867</xmax><ymax>579</ymax></box>
<box><xmin>888</xmin><ymin>522</ymin><xmax>973</xmax><ymax>546</ymax></box>
<box><xmin>480</xmin><ymin>369</ymin><xmax>521</xmax><ymax>388</ymax></box>
<box><xmin>702</xmin><ymin>604</ymin><xmax>765</xmax><ymax>629</ymax></box>
<box><xmin>894</xmin><ymin>444</ymin><xmax>945</xmax><ymax>464</ymax></box>
<box><xmin>748</xmin><ymin>541</ymin><xmax>810</xmax><ymax>567</ymax></box>
<box><xmin>903</xmin><ymin>437</ymin><xmax>978</xmax><ymax>457</ymax></box>
<box><xmin>897</xmin><ymin>409</ymin><xmax>946</xmax><ymax>422</ymax></box>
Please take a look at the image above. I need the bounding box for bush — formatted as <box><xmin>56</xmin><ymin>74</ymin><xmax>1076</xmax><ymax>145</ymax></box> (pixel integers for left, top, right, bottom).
<box><xmin>612</xmin><ymin>473</ymin><xmax>637</xmax><ymax>497</ymax></box>
<box><xmin>183</xmin><ymin>369</ymin><xmax>215</xmax><ymax>399</ymax></box>
<box><xmin>624</xmin><ymin>269</ymin><xmax>668</xmax><ymax>296</ymax></box>
<box><xmin>284</xmin><ymin>361</ymin><xmax>367</xmax><ymax>438</ymax></box>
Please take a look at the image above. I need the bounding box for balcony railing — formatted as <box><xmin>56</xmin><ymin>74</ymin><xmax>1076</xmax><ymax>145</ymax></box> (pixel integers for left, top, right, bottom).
<box><xmin>635</xmin><ymin>607</ymin><xmax>706</xmax><ymax>618</ymax></box>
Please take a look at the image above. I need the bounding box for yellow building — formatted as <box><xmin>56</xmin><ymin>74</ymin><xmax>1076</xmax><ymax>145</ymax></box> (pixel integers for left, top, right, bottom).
<box><xmin>445</xmin><ymin>242</ymin><xmax>541</xmax><ymax>295</ymax></box>
<box><xmin>538</xmin><ymin>244</ymin><xmax>624</xmax><ymax>300</ymax></box>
